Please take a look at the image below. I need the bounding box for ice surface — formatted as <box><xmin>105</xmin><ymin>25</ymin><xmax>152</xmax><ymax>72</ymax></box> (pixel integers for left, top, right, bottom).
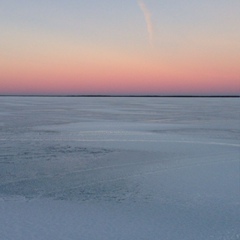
<box><xmin>0</xmin><ymin>97</ymin><xmax>239</xmax><ymax>240</ymax></box>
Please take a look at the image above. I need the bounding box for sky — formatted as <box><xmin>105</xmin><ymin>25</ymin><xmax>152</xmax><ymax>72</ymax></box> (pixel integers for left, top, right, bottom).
<box><xmin>0</xmin><ymin>0</ymin><xmax>239</xmax><ymax>95</ymax></box>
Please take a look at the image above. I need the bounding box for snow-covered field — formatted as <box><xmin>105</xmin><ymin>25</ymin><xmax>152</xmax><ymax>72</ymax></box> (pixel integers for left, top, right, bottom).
<box><xmin>0</xmin><ymin>97</ymin><xmax>239</xmax><ymax>240</ymax></box>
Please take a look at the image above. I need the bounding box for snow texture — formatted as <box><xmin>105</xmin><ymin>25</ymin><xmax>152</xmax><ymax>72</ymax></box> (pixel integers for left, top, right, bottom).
<box><xmin>0</xmin><ymin>97</ymin><xmax>239</xmax><ymax>240</ymax></box>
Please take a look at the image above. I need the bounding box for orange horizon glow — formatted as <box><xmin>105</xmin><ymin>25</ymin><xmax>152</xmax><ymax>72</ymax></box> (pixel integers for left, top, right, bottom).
<box><xmin>1</xmin><ymin>48</ymin><xmax>239</xmax><ymax>95</ymax></box>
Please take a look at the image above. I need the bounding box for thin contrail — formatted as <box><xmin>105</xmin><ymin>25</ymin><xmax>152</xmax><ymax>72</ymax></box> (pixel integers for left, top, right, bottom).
<box><xmin>137</xmin><ymin>0</ymin><xmax>154</xmax><ymax>46</ymax></box>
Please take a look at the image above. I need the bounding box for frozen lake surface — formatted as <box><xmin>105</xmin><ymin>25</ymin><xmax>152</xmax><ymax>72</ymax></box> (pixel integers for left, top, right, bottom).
<box><xmin>0</xmin><ymin>97</ymin><xmax>239</xmax><ymax>240</ymax></box>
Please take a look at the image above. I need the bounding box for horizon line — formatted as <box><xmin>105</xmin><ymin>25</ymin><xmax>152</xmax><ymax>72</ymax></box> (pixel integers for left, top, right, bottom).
<box><xmin>0</xmin><ymin>94</ymin><xmax>239</xmax><ymax>98</ymax></box>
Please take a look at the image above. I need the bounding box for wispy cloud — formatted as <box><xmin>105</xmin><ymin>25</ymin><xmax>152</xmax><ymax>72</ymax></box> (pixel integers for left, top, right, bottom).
<box><xmin>137</xmin><ymin>0</ymin><xmax>154</xmax><ymax>46</ymax></box>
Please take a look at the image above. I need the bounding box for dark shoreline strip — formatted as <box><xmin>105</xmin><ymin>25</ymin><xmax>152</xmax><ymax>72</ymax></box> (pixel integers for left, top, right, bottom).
<box><xmin>0</xmin><ymin>95</ymin><xmax>239</xmax><ymax>98</ymax></box>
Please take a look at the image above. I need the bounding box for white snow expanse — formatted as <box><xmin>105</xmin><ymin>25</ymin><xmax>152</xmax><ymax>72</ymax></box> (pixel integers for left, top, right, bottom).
<box><xmin>0</xmin><ymin>97</ymin><xmax>239</xmax><ymax>240</ymax></box>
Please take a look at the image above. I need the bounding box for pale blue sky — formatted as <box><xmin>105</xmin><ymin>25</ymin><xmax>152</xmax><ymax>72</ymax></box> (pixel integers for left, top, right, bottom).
<box><xmin>0</xmin><ymin>0</ymin><xmax>239</xmax><ymax>94</ymax></box>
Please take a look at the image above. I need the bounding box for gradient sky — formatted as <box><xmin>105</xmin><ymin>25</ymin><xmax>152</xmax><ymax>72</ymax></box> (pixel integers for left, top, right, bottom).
<box><xmin>0</xmin><ymin>0</ymin><xmax>239</xmax><ymax>95</ymax></box>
